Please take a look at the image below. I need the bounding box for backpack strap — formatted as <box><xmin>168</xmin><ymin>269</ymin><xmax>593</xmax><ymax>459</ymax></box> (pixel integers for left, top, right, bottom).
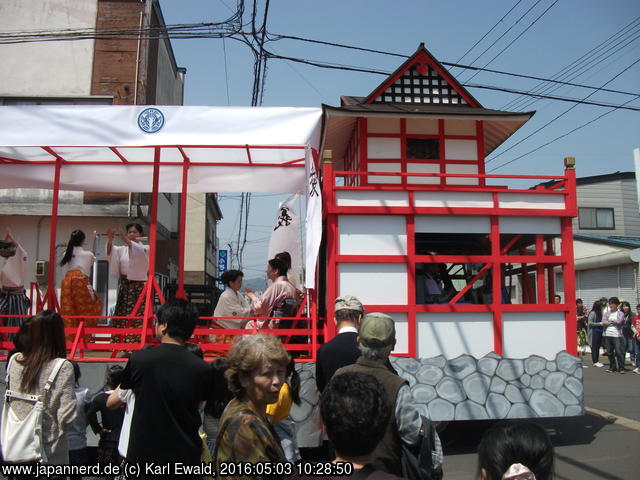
<box><xmin>3</xmin><ymin>354</ymin><xmax>39</xmax><ymax>402</ymax></box>
<box><xmin>5</xmin><ymin>353</ymin><xmax>17</xmax><ymax>386</ymax></box>
<box><xmin>43</xmin><ymin>358</ymin><xmax>66</xmax><ymax>396</ymax></box>
<box><xmin>5</xmin><ymin>357</ymin><xmax>67</xmax><ymax>403</ymax></box>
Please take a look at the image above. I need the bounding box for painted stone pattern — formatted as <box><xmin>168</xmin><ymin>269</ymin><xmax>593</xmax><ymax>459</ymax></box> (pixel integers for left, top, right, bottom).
<box><xmin>290</xmin><ymin>351</ymin><xmax>584</xmax><ymax>445</ymax></box>
<box><xmin>395</xmin><ymin>351</ymin><xmax>584</xmax><ymax>420</ymax></box>
<box><xmin>0</xmin><ymin>353</ymin><xmax>583</xmax><ymax>449</ymax></box>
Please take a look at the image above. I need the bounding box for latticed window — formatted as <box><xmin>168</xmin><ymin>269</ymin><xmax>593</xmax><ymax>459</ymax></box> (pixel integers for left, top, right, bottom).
<box><xmin>373</xmin><ymin>65</ymin><xmax>467</xmax><ymax>105</ymax></box>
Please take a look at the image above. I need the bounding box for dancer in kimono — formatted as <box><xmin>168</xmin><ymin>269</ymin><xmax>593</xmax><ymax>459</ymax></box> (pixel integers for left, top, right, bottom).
<box><xmin>107</xmin><ymin>223</ymin><xmax>149</xmax><ymax>344</ymax></box>
<box><xmin>59</xmin><ymin>230</ymin><xmax>102</xmax><ymax>343</ymax></box>
<box><xmin>0</xmin><ymin>228</ymin><xmax>31</xmax><ymax>341</ymax></box>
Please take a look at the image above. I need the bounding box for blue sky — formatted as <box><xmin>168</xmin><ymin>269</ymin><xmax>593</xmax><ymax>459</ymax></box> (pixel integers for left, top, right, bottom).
<box><xmin>159</xmin><ymin>0</ymin><xmax>640</xmax><ymax>278</ymax></box>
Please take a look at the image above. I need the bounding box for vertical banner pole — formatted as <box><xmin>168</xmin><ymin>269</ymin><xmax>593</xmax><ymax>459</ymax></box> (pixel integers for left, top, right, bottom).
<box><xmin>177</xmin><ymin>151</ymin><xmax>190</xmax><ymax>299</ymax></box>
<box><xmin>46</xmin><ymin>158</ymin><xmax>62</xmax><ymax>310</ymax></box>
<box><xmin>141</xmin><ymin>148</ymin><xmax>161</xmax><ymax>345</ymax></box>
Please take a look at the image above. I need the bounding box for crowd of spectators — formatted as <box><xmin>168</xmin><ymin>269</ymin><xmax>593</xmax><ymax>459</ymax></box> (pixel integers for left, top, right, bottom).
<box><xmin>577</xmin><ymin>296</ymin><xmax>640</xmax><ymax>374</ymax></box>
<box><xmin>2</xmin><ymin>295</ymin><xmax>560</xmax><ymax>480</ymax></box>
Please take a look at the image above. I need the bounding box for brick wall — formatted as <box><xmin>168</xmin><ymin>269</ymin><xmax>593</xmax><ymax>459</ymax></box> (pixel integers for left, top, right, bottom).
<box><xmin>91</xmin><ymin>0</ymin><xmax>149</xmax><ymax>104</ymax></box>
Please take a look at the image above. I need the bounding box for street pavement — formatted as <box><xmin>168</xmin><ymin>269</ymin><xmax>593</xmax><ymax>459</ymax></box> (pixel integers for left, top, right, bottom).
<box><xmin>441</xmin><ymin>359</ymin><xmax>640</xmax><ymax>480</ymax></box>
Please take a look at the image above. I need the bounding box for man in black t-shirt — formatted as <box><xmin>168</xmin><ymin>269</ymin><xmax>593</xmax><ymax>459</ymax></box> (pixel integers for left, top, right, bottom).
<box><xmin>110</xmin><ymin>299</ymin><xmax>212</xmax><ymax>475</ymax></box>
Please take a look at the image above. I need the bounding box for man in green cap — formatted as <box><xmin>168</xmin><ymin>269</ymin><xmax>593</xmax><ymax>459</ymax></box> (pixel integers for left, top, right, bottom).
<box><xmin>335</xmin><ymin>312</ymin><xmax>441</xmax><ymax>475</ymax></box>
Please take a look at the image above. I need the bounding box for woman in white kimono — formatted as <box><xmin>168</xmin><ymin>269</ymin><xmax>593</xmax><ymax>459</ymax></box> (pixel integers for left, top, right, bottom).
<box><xmin>211</xmin><ymin>269</ymin><xmax>251</xmax><ymax>347</ymax></box>
<box><xmin>107</xmin><ymin>223</ymin><xmax>149</xmax><ymax>345</ymax></box>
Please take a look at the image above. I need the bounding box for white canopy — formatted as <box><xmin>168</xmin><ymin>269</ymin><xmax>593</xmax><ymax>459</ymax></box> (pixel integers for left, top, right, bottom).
<box><xmin>0</xmin><ymin>105</ymin><xmax>323</xmax><ymax>193</ymax></box>
<box><xmin>0</xmin><ymin>105</ymin><xmax>324</xmax><ymax>288</ymax></box>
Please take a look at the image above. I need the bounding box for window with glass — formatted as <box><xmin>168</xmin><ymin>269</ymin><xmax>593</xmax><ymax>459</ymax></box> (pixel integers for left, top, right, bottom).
<box><xmin>578</xmin><ymin>207</ymin><xmax>614</xmax><ymax>229</ymax></box>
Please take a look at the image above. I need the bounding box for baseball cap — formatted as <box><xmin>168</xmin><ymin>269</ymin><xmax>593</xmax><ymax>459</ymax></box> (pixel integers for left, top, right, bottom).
<box><xmin>335</xmin><ymin>295</ymin><xmax>363</xmax><ymax>313</ymax></box>
<box><xmin>359</xmin><ymin>312</ymin><xmax>395</xmax><ymax>347</ymax></box>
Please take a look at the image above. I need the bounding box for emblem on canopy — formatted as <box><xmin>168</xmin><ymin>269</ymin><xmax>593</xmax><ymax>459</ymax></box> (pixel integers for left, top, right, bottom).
<box><xmin>137</xmin><ymin>108</ymin><xmax>165</xmax><ymax>133</ymax></box>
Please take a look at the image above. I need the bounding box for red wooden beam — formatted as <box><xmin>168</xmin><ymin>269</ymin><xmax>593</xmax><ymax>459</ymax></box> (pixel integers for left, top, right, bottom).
<box><xmin>109</xmin><ymin>147</ymin><xmax>130</xmax><ymax>164</ymax></box>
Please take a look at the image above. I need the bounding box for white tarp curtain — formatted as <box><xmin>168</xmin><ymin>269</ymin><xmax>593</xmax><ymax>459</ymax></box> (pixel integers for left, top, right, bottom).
<box><xmin>0</xmin><ymin>105</ymin><xmax>324</xmax><ymax>288</ymax></box>
<box><xmin>0</xmin><ymin>105</ymin><xmax>322</xmax><ymax>193</ymax></box>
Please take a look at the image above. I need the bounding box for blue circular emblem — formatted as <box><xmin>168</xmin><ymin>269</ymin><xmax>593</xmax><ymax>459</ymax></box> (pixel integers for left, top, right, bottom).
<box><xmin>137</xmin><ymin>107</ymin><xmax>165</xmax><ymax>133</ymax></box>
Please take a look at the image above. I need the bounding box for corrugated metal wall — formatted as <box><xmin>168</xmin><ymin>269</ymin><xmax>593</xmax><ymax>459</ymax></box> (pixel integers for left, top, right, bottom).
<box><xmin>576</xmin><ymin>263</ymin><xmax>638</xmax><ymax>308</ymax></box>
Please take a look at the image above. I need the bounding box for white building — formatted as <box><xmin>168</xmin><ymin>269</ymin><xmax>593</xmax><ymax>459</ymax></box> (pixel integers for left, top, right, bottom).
<box><xmin>0</xmin><ymin>0</ymin><xmax>221</xmax><ymax>312</ymax></box>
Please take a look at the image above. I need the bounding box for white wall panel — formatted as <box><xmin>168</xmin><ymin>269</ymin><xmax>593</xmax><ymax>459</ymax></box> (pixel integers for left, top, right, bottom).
<box><xmin>407</xmin><ymin>163</ymin><xmax>440</xmax><ymax>184</ymax></box>
<box><xmin>406</xmin><ymin>118</ymin><xmax>438</xmax><ymax>135</ymax></box>
<box><xmin>338</xmin><ymin>215</ymin><xmax>406</xmax><ymax>255</ymax></box>
<box><xmin>388</xmin><ymin>312</ymin><xmax>408</xmax><ymax>355</ymax></box>
<box><xmin>414</xmin><ymin>191</ymin><xmax>493</xmax><ymax>208</ymax></box>
<box><xmin>498</xmin><ymin>193</ymin><xmax>565</xmax><ymax>210</ymax></box>
<box><xmin>367</xmin><ymin>138</ymin><xmax>401</xmax><ymax>159</ymax></box>
<box><xmin>500</xmin><ymin>217</ymin><xmax>561</xmax><ymax>234</ymax></box>
<box><xmin>416</xmin><ymin>313</ymin><xmax>494</xmax><ymax>359</ymax></box>
<box><xmin>415</xmin><ymin>215</ymin><xmax>490</xmax><ymax>233</ymax></box>
<box><xmin>367</xmin><ymin>163</ymin><xmax>401</xmax><ymax>184</ymax></box>
<box><xmin>444</xmin><ymin>119</ymin><xmax>476</xmax><ymax>135</ymax></box>
<box><xmin>336</xmin><ymin>190</ymin><xmax>409</xmax><ymax>207</ymax></box>
<box><xmin>502</xmin><ymin>312</ymin><xmax>566</xmax><ymax>359</ymax></box>
<box><xmin>445</xmin><ymin>163</ymin><xmax>478</xmax><ymax>185</ymax></box>
<box><xmin>338</xmin><ymin>263</ymin><xmax>407</xmax><ymax>304</ymax></box>
<box><xmin>444</xmin><ymin>139</ymin><xmax>477</xmax><ymax>160</ymax></box>
<box><xmin>367</xmin><ymin>118</ymin><xmax>400</xmax><ymax>134</ymax></box>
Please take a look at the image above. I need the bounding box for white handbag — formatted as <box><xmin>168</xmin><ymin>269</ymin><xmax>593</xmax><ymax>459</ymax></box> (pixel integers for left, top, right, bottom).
<box><xmin>1</xmin><ymin>356</ymin><xmax>66</xmax><ymax>463</ymax></box>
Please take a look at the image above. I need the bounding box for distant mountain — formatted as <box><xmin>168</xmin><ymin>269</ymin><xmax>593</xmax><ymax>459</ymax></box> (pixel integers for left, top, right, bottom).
<box><xmin>243</xmin><ymin>277</ymin><xmax>267</xmax><ymax>292</ymax></box>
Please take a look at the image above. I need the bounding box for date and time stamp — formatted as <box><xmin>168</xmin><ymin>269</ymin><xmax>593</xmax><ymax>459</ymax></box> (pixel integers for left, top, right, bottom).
<box><xmin>2</xmin><ymin>461</ymin><xmax>355</xmax><ymax>478</ymax></box>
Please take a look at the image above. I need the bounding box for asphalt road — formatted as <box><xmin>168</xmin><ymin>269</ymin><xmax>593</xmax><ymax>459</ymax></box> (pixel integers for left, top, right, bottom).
<box><xmin>441</xmin><ymin>359</ymin><xmax>640</xmax><ymax>480</ymax></box>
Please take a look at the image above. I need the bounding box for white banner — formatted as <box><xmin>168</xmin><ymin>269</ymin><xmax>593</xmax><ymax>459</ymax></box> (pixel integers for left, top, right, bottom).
<box><xmin>304</xmin><ymin>147</ymin><xmax>322</xmax><ymax>289</ymax></box>
<box><xmin>268</xmin><ymin>195</ymin><xmax>302</xmax><ymax>288</ymax></box>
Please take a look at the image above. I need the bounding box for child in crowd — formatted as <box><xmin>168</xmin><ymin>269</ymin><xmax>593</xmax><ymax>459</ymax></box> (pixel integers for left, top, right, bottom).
<box><xmin>203</xmin><ymin>358</ymin><xmax>232</xmax><ymax>457</ymax></box>
<box><xmin>620</xmin><ymin>301</ymin><xmax>635</xmax><ymax>365</ymax></box>
<box><xmin>184</xmin><ymin>342</ymin><xmax>215</xmax><ymax>480</ymax></box>
<box><xmin>477</xmin><ymin>420</ymin><xmax>554</xmax><ymax>480</ymax></box>
<box><xmin>88</xmin><ymin>365</ymin><xmax>126</xmax><ymax>467</ymax></box>
<box><xmin>632</xmin><ymin>304</ymin><xmax>640</xmax><ymax>374</ymax></box>
<box><xmin>602</xmin><ymin>297</ymin><xmax>626</xmax><ymax>373</ymax></box>
<box><xmin>68</xmin><ymin>361</ymin><xmax>91</xmax><ymax>475</ymax></box>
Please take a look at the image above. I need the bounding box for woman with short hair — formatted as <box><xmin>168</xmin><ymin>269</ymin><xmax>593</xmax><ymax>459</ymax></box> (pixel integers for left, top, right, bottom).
<box><xmin>212</xmin><ymin>270</ymin><xmax>251</xmax><ymax>347</ymax></box>
<box><xmin>4</xmin><ymin>310</ymin><xmax>77</xmax><ymax>464</ymax></box>
<box><xmin>214</xmin><ymin>334</ymin><xmax>288</xmax><ymax>471</ymax></box>
<box><xmin>59</xmin><ymin>229</ymin><xmax>102</xmax><ymax>343</ymax></box>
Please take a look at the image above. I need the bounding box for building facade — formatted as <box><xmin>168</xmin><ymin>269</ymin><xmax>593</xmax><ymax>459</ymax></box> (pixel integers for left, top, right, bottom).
<box><xmin>569</xmin><ymin>171</ymin><xmax>640</xmax><ymax>307</ymax></box>
<box><xmin>0</xmin><ymin>0</ymin><xmax>221</xmax><ymax>310</ymax></box>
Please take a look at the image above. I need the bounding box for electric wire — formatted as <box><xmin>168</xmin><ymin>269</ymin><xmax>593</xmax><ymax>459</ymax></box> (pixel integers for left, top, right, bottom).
<box><xmin>463</xmin><ymin>0</ymin><xmax>559</xmax><ymax>83</ymax></box>
<box><xmin>264</xmin><ymin>33</ymin><xmax>639</xmax><ymax>98</ymax></box>
<box><xmin>502</xmin><ymin>16</ymin><xmax>640</xmax><ymax>110</ymax></box>
<box><xmin>486</xmin><ymin>57</ymin><xmax>640</xmax><ymax>167</ymax></box>
<box><xmin>455</xmin><ymin>0</ymin><xmax>525</xmax><ymax>65</ymax></box>
<box><xmin>488</xmin><ymin>94</ymin><xmax>640</xmax><ymax>172</ymax></box>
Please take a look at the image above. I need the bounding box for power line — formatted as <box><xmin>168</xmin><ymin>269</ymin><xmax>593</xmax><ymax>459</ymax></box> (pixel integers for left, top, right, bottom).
<box><xmin>222</xmin><ymin>38</ymin><xmax>231</xmax><ymax>105</ymax></box>
<box><xmin>513</xmin><ymin>28</ymin><xmax>640</xmax><ymax>112</ymax></box>
<box><xmin>459</xmin><ymin>0</ymin><xmax>546</xmax><ymax>81</ymax></box>
<box><xmin>262</xmin><ymin>47</ymin><xmax>640</xmax><ymax>110</ymax></box>
<box><xmin>455</xmin><ymin>0</ymin><xmax>525</xmax><ymax>65</ymax></box>
<box><xmin>502</xmin><ymin>16</ymin><xmax>640</xmax><ymax>110</ymax></box>
<box><xmin>487</xmin><ymin>57</ymin><xmax>640</xmax><ymax>167</ymax></box>
<box><xmin>265</xmin><ymin>33</ymin><xmax>640</xmax><ymax>98</ymax></box>
<box><xmin>488</xmin><ymin>94</ymin><xmax>640</xmax><ymax>172</ymax></box>
<box><xmin>463</xmin><ymin>83</ymin><xmax>640</xmax><ymax>111</ymax></box>
<box><xmin>463</xmin><ymin>0</ymin><xmax>559</xmax><ymax>83</ymax></box>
